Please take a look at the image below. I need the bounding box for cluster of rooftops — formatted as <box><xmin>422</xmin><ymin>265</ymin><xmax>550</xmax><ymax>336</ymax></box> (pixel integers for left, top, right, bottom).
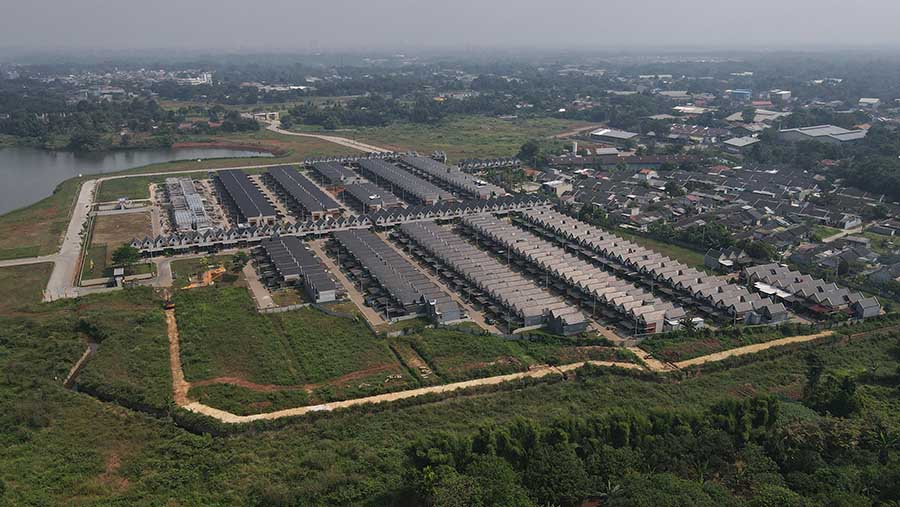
<box><xmin>258</xmin><ymin>236</ymin><xmax>336</xmax><ymax>303</ymax></box>
<box><xmin>462</xmin><ymin>214</ymin><xmax>684</xmax><ymax>334</ymax></box>
<box><xmin>399</xmin><ymin>220</ymin><xmax>588</xmax><ymax>335</ymax></box>
<box><xmin>520</xmin><ymin>208</ymin><xmax>790</xmax><ymax>326</ymax></box>
<box><xmin>745</xmin><ymin>263</ymin><xmax>881</xmax><ymax>318</ymax></box>
<box><xmin>332</xmin><ymin>229</ymin><xmax>462</xmax><ymax>324</ymax></box>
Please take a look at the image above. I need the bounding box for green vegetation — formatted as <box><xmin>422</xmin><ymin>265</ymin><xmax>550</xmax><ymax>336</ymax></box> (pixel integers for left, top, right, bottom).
<box><xmin>80</xmin><ymin>244</ymin><xmax>108</xmax><ymax>280</ymax></box>
<box><xmin>75</xmin><ymin>289</ymin><xmax>172</xmax><ymax>413</ymax></box>
<box><xmin>642</xmin><ymin>323</ymin><xmax>821</xmax><ymax>363</ymax></box>
<box><xmin>0</xmin><ymin>262</ymin><xmax>53</xmax><ymax>315</ymax></box>
<box><xmin>189</xmin><ymin>383</ymin><xmax>310</xmax><ymax>416</ymax></box>
<box><xmin>171</xmin><ymin>255</ymin><xmax>243</xmax><ymax>288</ymax></box>
<box><xmin>811</xmin><ymin>224</ymin><xmax>843</xmax><ymax>242</ymax></box>
<box><xmin>174</xmin><ymin>287</ymin><xmax>408</xmax><ymax>393</ymax></box>
<box><xmin>306</xmin><ymin>115</ymin><xmax>589</xmax><ymax>161</ymax></box>
<box><xmin>0</xmin><ymin>176</ymin><xmax>82</xmax><ymax>259</ymax></box>
<box><xmin>97</xmin><ymin>177</ymin><xmax>155</xmax><ymax>202</ymax></box>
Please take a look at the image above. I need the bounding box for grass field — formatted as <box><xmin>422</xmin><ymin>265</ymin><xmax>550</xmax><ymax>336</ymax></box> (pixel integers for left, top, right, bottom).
<box><xmin>812</xmin><ymin>224</ymin><xmax>844</xmax><ymax>241</ymax></box>
<box><xmin>81</xmin><ymin>213</ymin><xmax>153</xmax><ymax>280</ymax></box>
<box><xmin>640</xmin><ymin>324</ymin><xmax>816</xmax><ymax>363</ymax></box>
<box><xmin>294</xmin><ymin>115</ymin><xmax>593</xmax><ymax>162</ymax></box>
<box><xmin>0</xmin><ymin>262</ymin><xmax>53</xmax><ymax>315</ymax></box>
<box><xmin>174</xmin><ymin>287</ymin><xmax>407</xmax><ymax>391</ymax></box>
<box><xmin>96</xmin><ymin>178</ymin><xmax>156</xmax><ymax>202</ymax></box>
<box><xmin>615</xmin><ymin>227</ymin><xmax>709</xmax><ymax>268</ymax></box>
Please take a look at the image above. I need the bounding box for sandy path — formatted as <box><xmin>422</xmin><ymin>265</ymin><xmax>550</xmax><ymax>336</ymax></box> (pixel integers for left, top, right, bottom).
<box><xmin>166</xmin><ymin>308</ymin><xmax>191</xmax><ymax>406</ymax></box>
<box><xmin>626</xmin><ymin>346</ymin><xmax>677</xmax><ymax>372</ymax></box>
<box><xmin>181</xmin><ymin>360</ymin><xmax>642</xmax><ymax>424</ymax></box>
<box><xmin>266</xmin><ymin>123</ymin><xmax>391</xmax><ymax>153</ymax></box>
<box><xmin>674</xmin><ymin>331</ymin><xmax>833</xmax><ymax>369</ymax></box>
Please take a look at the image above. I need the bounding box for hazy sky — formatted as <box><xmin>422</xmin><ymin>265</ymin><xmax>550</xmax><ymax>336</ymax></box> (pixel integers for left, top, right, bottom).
<box><xmin>4</xmin><ymin>0</ymin><xmax>900</xmax><ymax>52</ymax></box>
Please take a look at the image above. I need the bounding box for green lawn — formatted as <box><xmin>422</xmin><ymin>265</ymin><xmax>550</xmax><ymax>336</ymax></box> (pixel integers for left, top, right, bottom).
<box><xmin>811</xmin><ymin>224</ymin><xmax>843</xmax><ymax>241</ymax></box>
<box><xmin>97</xmin><ymin>177</ymin><xmax>156</xmax><ymax>202</ymax></box>
<box><xmin>616</xmin><ymin>227</ymin><xmax>709</xmax><ymax>268</ymax></box>
<box><xmin>0</xmin><ymin>177</ymin><xmax>83</xmax><ymax>260</ymax></box>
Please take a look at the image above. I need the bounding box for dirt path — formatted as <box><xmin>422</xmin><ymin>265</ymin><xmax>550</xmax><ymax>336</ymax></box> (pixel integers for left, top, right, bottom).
<box><xmin>166</xmin><ymin>308</ymin><xmax>191</xmax><ymax>406</ymax></box>
<box><xmin>626</xmin><ymin>346</ymin><xmax>677</xmax><ymax>372</ymax></box>
<box><xmin>181</xmin><ymin>360</ymin><xmax>642</xmax><ymax>424</ymax></box>
<box><xmin>674</xmin><ymin>331</ymin><xmax>834</xmax><ymax>369</ymax></box>
<box><xmin>553</xmin><ymin>124</ymin><xmax>603</xmax><ymax>139</ymax></box>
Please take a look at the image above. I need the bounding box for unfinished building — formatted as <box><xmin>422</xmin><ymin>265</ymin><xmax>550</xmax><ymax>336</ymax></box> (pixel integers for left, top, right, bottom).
<box><xmin>331</xmin><ymin>229</ymin><xmax>463</xmax><ymax>324</ymax></box>
<box><xmin>398</xmin><ymin>221</ymin><xmax>587</xmax><ymax>335</ymax></box>
<box><xmin>462</xmin><ymin>214</ymin><xmax>685</xmax><ymax>334</ymax></box>
<box><xmin>165</xmin><ymin>177</ymin><xmax>211</xmax><ymax>232</ymax></box>
<box><xmin>257</xmin><ymin>236</ymin><xmax>337</xmax><ymax>303</ymax></box>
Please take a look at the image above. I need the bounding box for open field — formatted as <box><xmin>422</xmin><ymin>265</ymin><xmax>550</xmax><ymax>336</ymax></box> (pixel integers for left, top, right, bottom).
<box><xmin>91</xmin><ymin>213</ymin><xmax>153</xmax><ymax>248</ymax></box>
<box><xmin>173</xmin><ymin>287</ymin><xmax>411</xmax><ymax>409</ymax></box>
<box><xmin>293</xmin><ymin>115</ymin><xmax>594</xmax><ymax>161</ymax></box>
<box><xmin>81</xmin><ymin>213</ymin><xmax>153</xmax><ymax>280</ymax></box>
<box><xmin>0</xmin><ymin>262</ymin><xmax>53</xmax><ymax>315</ymax></box>
<box><xmin>614</xmin><ymin>226</ymin><xmax>709</xmax><ymax>268</ymax></box>
<box><xmin>75</xmin><ymin>289</ymin><xmax>172</xmax><ymax>413</ymax></box>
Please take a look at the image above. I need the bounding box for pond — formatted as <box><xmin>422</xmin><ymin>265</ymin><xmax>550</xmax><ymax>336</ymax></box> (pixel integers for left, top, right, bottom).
<box><xmin>0</xmin><ymin>146</ymin><xmax>273</xmax><ymax>215</ymax></box>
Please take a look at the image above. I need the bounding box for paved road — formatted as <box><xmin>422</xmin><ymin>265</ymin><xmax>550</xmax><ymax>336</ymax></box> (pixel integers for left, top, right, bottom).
<box><xmin>266</xmin><ymin>122</ymin><xmax>391</xmax><ymax>153</ymax></box>
<box><xmin>44</xmin><ymin>179</ymin><xmax>97</xmax><ymax>301</ymax></box>
<box><xmin>308</xmin><ymin>239</ymin><xmax>387</xmax><ymax>326</ymax></box>
<box><xmin>0</xmin><ymin>255</ymin><xmax>59</xmax><ymax>268</ymax></box>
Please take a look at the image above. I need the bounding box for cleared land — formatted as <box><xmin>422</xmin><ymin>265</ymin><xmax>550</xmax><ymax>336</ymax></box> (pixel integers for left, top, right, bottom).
<box><xmin>170</xmin><ymin>255</ymin><xmax>244</xmax><ymax>289</ymax></box>
<box><xmin>82</xmin><ymin>213</ymin><xmax>153</xmax><ymax>280</ymax></box>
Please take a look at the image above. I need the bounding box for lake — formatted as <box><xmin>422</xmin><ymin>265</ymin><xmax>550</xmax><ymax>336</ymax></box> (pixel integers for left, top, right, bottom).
<box><xmin>0</xmin><ymin>146</ymin><xmax>273</xmax><ymax>215</ymax></box>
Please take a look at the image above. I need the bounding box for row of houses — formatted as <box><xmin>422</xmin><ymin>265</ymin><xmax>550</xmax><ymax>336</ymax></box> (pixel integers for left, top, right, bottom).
<box><xmin>461</xmin><ymin>214</ymin><xmax>685</xmax><ymax>334</ymax></box>
<box><xmin>398</xmin><ymin>221</ymin><xmax>588</xmax><ymax>335</ymax></box>
<box><xmin>131</xmin><ymin>195</ymin><xmax>553</xmax><ymax>254</ymax></box>
<box><xmin>520</xmin><ymin>208</ymin><xmax>789</xmax><ymax>325</ymax></box>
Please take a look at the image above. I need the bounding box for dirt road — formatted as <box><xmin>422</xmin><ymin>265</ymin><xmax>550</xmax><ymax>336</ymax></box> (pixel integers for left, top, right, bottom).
<box><xmin>674</xmin><ymin>331</ymin><xmax>833</xmax><ymax>369</ymax></box>
<box><xmin>166</xmin><ymin>308</ymin><xmax>191</xmax><ymax>406</ymax></box>
<box><xmin>181</xmin><ymin>360</ymin><xmax>642</xmax><ymax>424</ymax></box>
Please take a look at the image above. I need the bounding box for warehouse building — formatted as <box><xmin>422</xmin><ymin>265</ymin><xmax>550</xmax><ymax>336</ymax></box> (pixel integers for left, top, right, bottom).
<box><xmin>266</xmin><ymin>166</ymin><xmax>343</xmax><ymax>221</ymax></box>
<box><xmin>778</xmin><ymin>125</ymin><xmax>867</xmax><ymax>144</ymax></box>
<box><xmin>520</xmin><ymin>208</ymin><xmax>788</xmax><ymax>325</ymax></box>
<box><xmin>214</xmin><ymin>169</ymin><xmax>278</xmax><ymax>226</ymax></box>
<box><xmin>462</xmin><ymin>214</ymin><xmax>685</xmax><ymax>334</ymax></box>
<box><xmin>744</xmin><ymin>263</ymin><xmax>880</xmax><ymax>319</ymax></box>
<box><xmin>257</xmin><ymin>236</ymin><xmax>337</xmax><ymax>303</ymax></box>
<box><xmin>398</xmin><ymin>155</ymin><xmax>506</xmax><ymax>200</ymax></box>
<box><xmin>332</xmin><ymin>229</ymin><xmax>463</xmax><ymax>324</ymax></box>
<box><xmin>398</xmin><ymin>221</ymin><xmax>587</xmax><ymax>335</ymax></box>
<box><xmin>357</xmin><ymin>159</ymin><xmax>456</xmax><ymax>205</ymax></box>
<box><xmin>342</xmin><ymin>182</ymin><xmax>403</xmax><ymax>213</ymax></box>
